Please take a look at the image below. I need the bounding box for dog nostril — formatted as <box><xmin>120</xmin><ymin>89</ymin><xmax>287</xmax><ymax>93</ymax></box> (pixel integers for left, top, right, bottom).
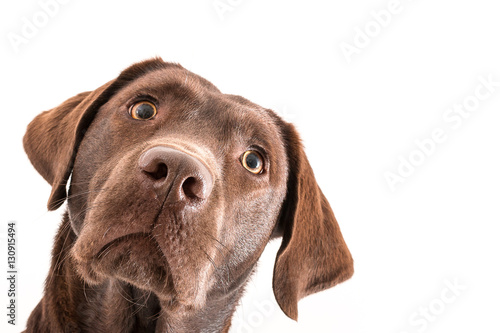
<box><xmin>139</xmin><ymin>147</ymin><xmax>214</xmax><ymax>204</ymax></box>
<box><xmin>182</xmin><ymin>177</ymin><xmax>202</xmax><ymax>199</ymax></box>
<box><xmin>144</xmin><ymin>163</ymin><xmax>168</xmax><ymax>181</ymax></box>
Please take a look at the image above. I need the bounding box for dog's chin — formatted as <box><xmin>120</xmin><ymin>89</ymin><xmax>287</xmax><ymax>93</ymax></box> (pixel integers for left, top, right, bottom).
<box><xmin>72</xmin><ymin>235</ymin><xmax>175</xmax><ymax>299</ymax></box>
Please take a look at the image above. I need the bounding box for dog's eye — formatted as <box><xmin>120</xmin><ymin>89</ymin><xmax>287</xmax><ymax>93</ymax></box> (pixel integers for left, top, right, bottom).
<box><xmin>129</xmin><ymin>101</ymin><xmax>157</xmax><ymax>120</ymax></box>
<box><xmin>241</xmin><ymin>150</ymin><xmax>264</xmax><ymax>174</ymax></box>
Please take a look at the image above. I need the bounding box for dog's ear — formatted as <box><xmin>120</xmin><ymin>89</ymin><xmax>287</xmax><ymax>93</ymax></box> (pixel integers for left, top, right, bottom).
<box><xmin>272</xmin><ymin>121</ymin><xmax>354</xmax><ymax>321</ymax></box>
<box><xmin>23</xmin><ymin>58</ymin><xmax>170</xmax><ymax>211</ymax></box>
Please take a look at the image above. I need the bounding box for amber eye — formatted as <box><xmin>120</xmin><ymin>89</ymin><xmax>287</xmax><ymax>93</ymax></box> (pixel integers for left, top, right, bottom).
<box><xmin>129</xmin><ymin>101</ymin><xmax>157</xmax><ymax>120</ymax></box>
<box><xmin>241</xmin><ymin>150</ymin><xmax>264</xmax><ymax>174</ymax></box>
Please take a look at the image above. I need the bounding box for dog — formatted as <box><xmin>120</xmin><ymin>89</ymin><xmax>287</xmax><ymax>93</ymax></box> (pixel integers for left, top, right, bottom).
<box><xmin>22</xmin><ymin>58</ymin><xmax>353</xmax><ymax>333</ymax></box>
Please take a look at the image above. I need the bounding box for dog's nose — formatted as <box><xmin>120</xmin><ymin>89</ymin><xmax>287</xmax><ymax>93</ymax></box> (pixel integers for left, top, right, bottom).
<box><xmin>138</xmin><ymin>147</ymin><xmax>214</xmax><ymax>204</ymax></box>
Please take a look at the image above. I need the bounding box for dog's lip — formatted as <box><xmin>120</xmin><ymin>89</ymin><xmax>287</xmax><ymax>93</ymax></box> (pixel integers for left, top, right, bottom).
<box><xmin>94</xmin><ymin>232</ymin><xmax>154</xmax><ymax>259</ymax></box>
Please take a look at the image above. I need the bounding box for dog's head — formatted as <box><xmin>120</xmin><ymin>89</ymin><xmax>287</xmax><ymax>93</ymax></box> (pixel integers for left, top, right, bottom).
<box><xmin>23</xmin><ymin>58</ymin><xmax>353</xmax><ymax>320</ymax></box>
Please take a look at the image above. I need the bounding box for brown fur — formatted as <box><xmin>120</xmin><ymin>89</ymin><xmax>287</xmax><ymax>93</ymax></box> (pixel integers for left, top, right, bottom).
<box><xmin>22</xmin><ymin>58</ymin><xmax>353</xmax><ymax>332</ymax></box>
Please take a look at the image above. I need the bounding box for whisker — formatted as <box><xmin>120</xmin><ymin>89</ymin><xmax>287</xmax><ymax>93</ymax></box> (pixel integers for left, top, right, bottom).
<box><xmin>49</xmin><ymin>187</ymin><xmax>109</xmax><ymax>208</ymax></box>
<box><xmin>115</xmin><ymin>283</ymin><xmax>137</xmax><ymax>311</ymax></box>
<box><xmin>202</xmin><ymin>233</ymin><xmax>235</xmax><ymax>286</ymax></box>
<box><xmin>129</xmin><ymin>289</ymin><xmax>153</xmax><ymax>317</ymax></box>
<box><xmin>200</xmin><ymin>247</ymin><xmax>230</xmax><ymax>293</ymax></box>
<box><xmin>46</xmin><ymin>221</ymin><xmax>73</xmax><ymax>287</ymax></box>
<box><xmin>204</xmin><ymin>232</ymin><xmax>233</xmax><ymax>256</ymax></box>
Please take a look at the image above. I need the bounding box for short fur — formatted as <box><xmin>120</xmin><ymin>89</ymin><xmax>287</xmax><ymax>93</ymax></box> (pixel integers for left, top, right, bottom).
<box><xmin>23</xmin><ymin>58</ymin><xmax>353</xmax><ymax>333</ymax></box>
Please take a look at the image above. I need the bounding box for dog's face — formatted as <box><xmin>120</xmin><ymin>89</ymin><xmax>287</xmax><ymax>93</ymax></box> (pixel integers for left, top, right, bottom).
<box><xmin>67</xmin><ymin>64</ymin><xmax>289</xmax><ymax>309</ymax></box>
<box><xmin>23</xmin><ymin>59</ymin><xmax>353</xmax><ymax>321</ymax></box>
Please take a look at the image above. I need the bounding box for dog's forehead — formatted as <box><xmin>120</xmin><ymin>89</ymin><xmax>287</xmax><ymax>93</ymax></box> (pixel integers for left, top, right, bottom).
<box><xmin>122</xmin><ymin>66</ymin><xmax>221</xmax><ymax>96</ymax></box>
<box><xmin>113</xmin><ymin>67</ymin><xmax>284</xmax><ymax>150</ymax></box>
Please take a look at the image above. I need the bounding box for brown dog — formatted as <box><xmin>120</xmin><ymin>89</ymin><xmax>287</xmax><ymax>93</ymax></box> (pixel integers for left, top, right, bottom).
<box><xmin>23</xmin><ymin>58</ymin><xmax>353</xmax><ymax>333</ymax></box>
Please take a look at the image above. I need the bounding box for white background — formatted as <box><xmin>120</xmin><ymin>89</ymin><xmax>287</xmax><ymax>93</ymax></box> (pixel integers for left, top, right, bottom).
<box><xmin>1</xmin><ymin>0</ymin><xmax>500</xmax><ymax>332</ymax></box>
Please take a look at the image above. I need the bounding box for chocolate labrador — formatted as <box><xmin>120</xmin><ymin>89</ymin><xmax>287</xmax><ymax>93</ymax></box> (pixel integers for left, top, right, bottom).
<box><xmin>22</xmin><ymin>58</ymin><xmax>353</xmax><ymax>333</ymax></box>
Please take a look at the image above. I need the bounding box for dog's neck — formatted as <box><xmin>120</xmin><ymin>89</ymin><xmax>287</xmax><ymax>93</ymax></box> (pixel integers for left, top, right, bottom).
<box><xmin>25</xmin><ymin>213</ymin><xmax>242</xmax><ymax>333</ymax></box>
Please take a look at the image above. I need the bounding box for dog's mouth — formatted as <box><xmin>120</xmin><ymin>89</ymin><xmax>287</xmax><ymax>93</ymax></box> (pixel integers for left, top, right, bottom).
<box><xmin>95</xmin><ymin>232</ymin><xmax>157</xmax><ymax>259</ymax></box>
<box><xmin>73</xmin><ymin>230</ymin><xmax>176</xmax><ymax>299</ymax></box>
<box><xmin>71</xmin><ymin>178</ymin><xmax>221</xmax><ymax>310</ymax></box>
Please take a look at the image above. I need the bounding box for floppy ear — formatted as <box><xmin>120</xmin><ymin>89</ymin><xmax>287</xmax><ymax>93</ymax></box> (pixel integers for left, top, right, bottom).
<box><xmin>23</xmin><ymin>58</ymin><xmax>171</xmax><ymax>211</ymax></box>
<box><xmin>272</xmin><ymin>121</ymin><xmax>354</xmax><ymax>321</ymax></box>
